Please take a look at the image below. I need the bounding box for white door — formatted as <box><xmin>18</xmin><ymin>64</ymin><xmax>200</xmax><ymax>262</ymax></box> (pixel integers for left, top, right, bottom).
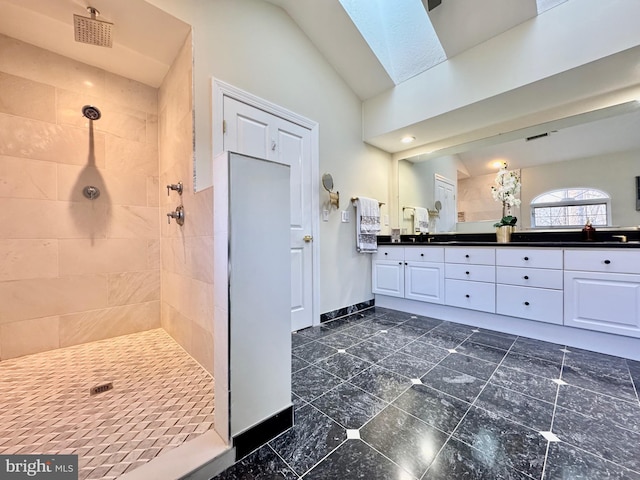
<box><xmin>224</xmin><ymin>96</ymin><xmax>314</xmax><ymax>331</ymax></box>
<box><xmin>434</xmin><ymin>175</ymin><xmax>456</xmax><ymax>232</ymax></box>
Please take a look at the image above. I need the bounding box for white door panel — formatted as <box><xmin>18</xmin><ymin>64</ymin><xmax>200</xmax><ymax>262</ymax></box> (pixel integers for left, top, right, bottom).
<box><xmin>224</xmin><ymin>96</ymin><xmax>314</xmax><ymax>331</ymax></box>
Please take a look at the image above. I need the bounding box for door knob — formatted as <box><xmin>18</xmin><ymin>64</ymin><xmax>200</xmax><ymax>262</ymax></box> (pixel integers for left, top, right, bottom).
<box><xmin>303</xmin><ymin>235</ymin><xmax>313</xmax><ymax>243</ymax></box>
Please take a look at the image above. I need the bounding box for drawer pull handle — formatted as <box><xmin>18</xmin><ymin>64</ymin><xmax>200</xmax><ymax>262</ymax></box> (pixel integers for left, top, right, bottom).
<box><xmin>398</xmin><ymin>262</ymin><xmax>402</xmax><ymax>265</ymax></box>
<box><xmin>465</xmin><ymin>294</ymin><xmax>470</xmax><ymax>298</ymax></box>
<box><xmin>523</xmin><ymin>275</ymin><xmax>529</xmax><ymax>280</ymax></box>
<box><xmin>524</xmin><ymin>256</ymin><xmax>529</xmax><ymax>261</ymax></box>
<box><xmin>405</xmin><ymin>262</ymin><xmax>408</xmax><ymax>265</ymax></box>
<box><xmin>465</xmin><ymin>271</ymin><xmax>470</xmax><ymax>275</ymax></box>
<box><xmin>524</xmin><ymin>301</ymin><xmax>530</xmax><ymax>306</ymax></box>
<box><xmin>385</xmin><ymin>252</ymin><xmax>388</xmax><ymax>255</ymax></box>
<box><xmin>420</xmin><ymin>253</ymin><xmax>424</xmax><ymax>256</ymax></box>
<box><xmin>465</xmin><ymin>254</ymin><xmax>470</xmax><ymax>258</ymax></box>
<box><xmin>604</xmin><ymin>259</ymin><xmax>611</xmax><ymax>265</ymax></box>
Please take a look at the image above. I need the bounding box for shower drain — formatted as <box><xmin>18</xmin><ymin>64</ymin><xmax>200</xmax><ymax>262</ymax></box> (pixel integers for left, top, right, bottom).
<box><xmin>89</xmin><ymin>382</ymin><xmax>114</xmax><ymax>396</ymax></box>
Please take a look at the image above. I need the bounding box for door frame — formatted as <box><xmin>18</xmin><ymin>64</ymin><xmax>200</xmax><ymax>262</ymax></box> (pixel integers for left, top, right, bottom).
<box><xmin>434</xmin><ymin>173</ymin><xmax>456</xmax><ymax>232</ymax></box>
<box><xmin>212</xmin><ymin>78</ymin><xmax>320</xmax><ymax>328</ymax></box>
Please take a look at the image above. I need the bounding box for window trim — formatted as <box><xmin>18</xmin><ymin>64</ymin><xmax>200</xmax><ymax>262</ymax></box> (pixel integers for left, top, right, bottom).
<box><xmin>530</xmin><ymin>188</ymin><xmax>611</xmax><ymax>228</ymax></box>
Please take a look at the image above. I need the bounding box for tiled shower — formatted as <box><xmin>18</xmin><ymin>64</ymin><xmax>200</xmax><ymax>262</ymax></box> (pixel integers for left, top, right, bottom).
<box><xmin>0</xmin><ymin>30</ymin><xmax>216</xmax><ymax>478</ymax></box>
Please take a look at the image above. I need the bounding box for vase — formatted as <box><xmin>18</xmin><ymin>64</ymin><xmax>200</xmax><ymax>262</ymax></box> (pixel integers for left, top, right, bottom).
<box><xmin>496</xmin><ymin>225</ymin><xmax>514</xmax><ymax>243</ymax></box>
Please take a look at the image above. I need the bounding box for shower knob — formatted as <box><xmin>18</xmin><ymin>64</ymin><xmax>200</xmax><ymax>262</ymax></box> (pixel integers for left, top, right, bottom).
<box><xmin>166</xmin><ymin>182</ymin><xmax>183</xmax><ymax>196</ymax></box>
<box><xmin>167</xmin><ymin>205</ymin><xmax>185</xmax><ymax>226</ymax></box>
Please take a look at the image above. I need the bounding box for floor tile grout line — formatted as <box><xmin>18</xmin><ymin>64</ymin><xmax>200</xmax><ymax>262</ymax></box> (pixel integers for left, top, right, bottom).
<box><xmin>546</xmin><ymin>436</ymin><xmax>640</xmax><ymax>476</ymax></box>
<box><xmin>540</xmin><ymin>347</ymin><xmax>566</xmax><ymax>480</ymax></box>
<box><xmin>267</xmin><ymin>443</ymin><xmax>302</xmax><ymax>479</ymax></box>
<box><xmin>625</xmin><ymin>361</ymin><xmax>640</xmax><ymax>407</ymax></box>
<box><xmin>357</xmin><ymin>436</ymin><xmax>421</xmax><ymax>480</ymax></box>
<box><xmin>296</xmin><ymin>437</ymin><xmax>349</xmax><ymax>478</ymax></box>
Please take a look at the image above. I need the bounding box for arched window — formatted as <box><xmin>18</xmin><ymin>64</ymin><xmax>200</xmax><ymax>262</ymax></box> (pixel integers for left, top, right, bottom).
<box><xmin>530</xmin><ymin>188</ymin><xmax>611</xmax><ymax>228</ymax></box>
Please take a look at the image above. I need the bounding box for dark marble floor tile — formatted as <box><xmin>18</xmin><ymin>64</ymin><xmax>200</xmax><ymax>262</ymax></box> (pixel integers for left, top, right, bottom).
<box><xmin>556</xmin><ymin>384</ymin><xmax>640</xmax><ymax>433</ymax></box>
<box><xmin>393</xmin><ymin>384</ymin><xmax>471</xmax><ymax>433</ymax></box>
<box><xmin>269</xmin><ymin>403</ymin><xmax>346</xmax><ymax>476</ymax></box>
<box><xmin>368</xmin><ymin>317</ymin><xmax>405</xmax><ymax>329</ymax></box>
<box><xmin>358</xmin><ymin>307</ymin><xmax>377</xmax><ymax>318</ymax></box>
<box><xmin>311</xmin><ymin>382</ymin><xmax>386</xmax><ymax>429</ymax></box>
<box><xmin>350</xmin><ymin>364</ymin><xmax>412</xmax><ymax>402</ymax></box>
<box><xmin>292</xmin><ymin>332</ymin><xmax>313</xmax><ymax>348</ymax></box>
<box><xmin>292</xmin><ymin>364</ymin><xmax>343</xmax><ymax>402</ymax></box>
<box><xmin>543</xmin><ymin>441</ymin><xmax>640</xmax><ymax>480</ymax></box>
<box><xmin>390</xmin><ymin>322</ymin><xmax>430</xmax><ymax>339</ymax></box>
<box><xmin>400</xmin><ymin>340</ymin><xmax>450</xmax><ymax>364</ymax></box>
<box><xmin>453</xmin><ymin>407</ymin><xmax>547</xmax><ymax>479</ymax></box>
<box><xmin>296</xmin><ymin>324</ymin><xmax>334</xmax><ymax>340</ymax></box>
<box><xmin>490</xmin><ymin>366</ymin><xmax>558</xmax><ymax>403</ymax></box>
<box><xmin>346</xmin><ymin>340</ymin><xmax>396</xmax><ymax>364</ymax></box>
<box><xmin>367</xmin><ymin>330</ymin><xmax>415</xmax><ymax>351</ymax></box>
<box><xmin>213</xmin><ymin>445</ymin><xmax>298</xmax><ymax>480</ymax></box>
<box><xmin>561</xmin><ymin>365</ymin><xmax>637</xmax><ymax>401</ymax></box>
<box><xmin>420</xmin><ymin>365</ymin><xmax>487</xmax><ymax>403</ymax></box>
<box><xmin>375</xmin><ymin>309</ymin><xmax>416</xmax><ymax>323</ymax></box>
<box><xmin>292</xmin><ymin>392</ymin><xmax>307</xmax><ymax>411</ymax></box>
<box><xmin>438</xmin><ymin>352</ymin><xmax>498</xmax><ymax>380</ymax></box>
<box><xmin>553</xmin><ymin>407</ymin><xmax>640</xmax><ymax>472</ymax></box>
<box><xmin>456</xmin><ymin>340</ymin><xmax>508</xmax><ymax>364</ymax></box>
<box><xmin>315</xmin><ymin>352</ymin><xmax>373</xmax><ymax>381</ymax></box>
<box><xmin>419</xmin><ymin>330</ymin><xmax>469</xmax><ymax>349</ymax></box>
<box><xmin>475</xmin><ymin>384</ymin><xmax>554</xmax><ymax>432</ymax></box>
<box><xmin>424</xmin><ymin>437</ymin><xmax>534</xmax><ymax>480</ymax></box>
<box><xmin>376</xmin><ymin>351</ymin><xmax>435</xmax><ymax>379</ymax></box>
<box><xmin>343</xmin><ymin>322</ymin><xmax>383</xmax><ymax>339</ymax></box>
<box><xmin>501</xmin><ymin>351</ymin><xmax>561</xmax><ymax>379</ymax></box>
<box><xmin>628</xmin><ymin>358</ymin><xmax>640</xmax><ymax>373</ymax></box>
<box><xmin>509</xmin><ymin>337</ymin><xmax>565</xmax><ymax>363</ymax></box>
<box><xmin>468</xmin><ymin>331</ymin><xmax>516</xmax><ymax>350</ymax></box>
<box><xmin>402</xmin><ymin>316</ymin><xmax>443</xmax><ymax>331</ymax></box>
<box><xmin>317</xmin><ymin>331</ymin><xmax>361</xmax><ymax>349</ymax></box>
<box><xmin>292</xmin><ymin>354</ymin><xmax>310</xmax><ymax>373</ymax></box>
<box><xmin>292</xmin><ymin>341</ymin><xmax>337</xmax><ymax>364</ymax></box>
<box><xmin>431</xmin><ymin>322</ymin><xmax>476</xmax><ymax>338</ymax></box>
<box><xmin>320</xmin><ymin>316</ymin><xmax>355</xmax><ymax>331</ymax></box>
<box><xmin>563</xmin><ymin>346</ymin><xmax>629</xmax><ymax>375</ymax></box>
<box><xmin>303</xmin><ymin>439</ymin><xmax>408</xmax><ymax>480</ymax></box>
<box><xmin>360</xmin><ymin>405</ymin><xmax>448</xmax><ymax>478</ymax></box>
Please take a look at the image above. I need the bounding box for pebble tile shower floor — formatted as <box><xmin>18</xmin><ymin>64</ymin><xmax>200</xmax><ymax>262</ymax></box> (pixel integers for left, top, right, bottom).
<box><xmin>215</xmin><ymin>307</ymin><xmax>640</xmax><ymax>480</ymax></box>
<box><xmin>0</xmin><ymin>329</ymin><xmax>215</xmax><ymax>480</ymax></box>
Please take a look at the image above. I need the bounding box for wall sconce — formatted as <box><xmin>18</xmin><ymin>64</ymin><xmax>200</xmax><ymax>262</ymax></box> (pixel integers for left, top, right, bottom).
<box><xmin>322</xmin><ymin>173</ymin><xmax>339</xmax><ymax>209</ymax></box>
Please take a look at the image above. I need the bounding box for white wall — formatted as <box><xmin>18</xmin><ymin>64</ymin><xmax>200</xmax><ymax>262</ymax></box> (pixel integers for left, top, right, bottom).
<box><xmin>147</xmin><ymin>0</ymin><xmax>391</xmax><ymax>314</ymax></box>
<box><xmin>521</xmin><ymin>149</ymin><xmax>640</xmax><ymax>228</ymax></box>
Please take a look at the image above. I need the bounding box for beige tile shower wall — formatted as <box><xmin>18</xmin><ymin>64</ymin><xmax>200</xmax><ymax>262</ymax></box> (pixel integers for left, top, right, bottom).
<box><xmin>158</xmin><ymin>33</ymin><xmax>214</xmax><ymax>375</ymax></box>
<box><xmin>0</xmin><ymin>34</ymin><xmax>160</xmax><ymax>361</ymax></box>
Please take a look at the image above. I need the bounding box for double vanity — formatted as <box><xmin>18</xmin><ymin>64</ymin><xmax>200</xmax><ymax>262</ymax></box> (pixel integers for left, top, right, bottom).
<box><xmin>372</xmin><ymin>231</ymin><xmax>640</xmax><ymax>360</ymax></box>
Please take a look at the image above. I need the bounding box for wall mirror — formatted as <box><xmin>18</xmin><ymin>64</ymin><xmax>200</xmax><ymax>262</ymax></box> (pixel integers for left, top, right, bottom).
<box><xmin>398</xmin><ymin>101</ymin><xmax>640</xmax><ymax>233</ymax></box>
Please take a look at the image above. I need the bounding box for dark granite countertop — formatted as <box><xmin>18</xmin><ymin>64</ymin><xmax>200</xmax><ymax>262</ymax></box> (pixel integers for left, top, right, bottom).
<box><xmin>377</xmin><ymin>229</ymin><xmax>640</xmax><ymax>248</ymax></box>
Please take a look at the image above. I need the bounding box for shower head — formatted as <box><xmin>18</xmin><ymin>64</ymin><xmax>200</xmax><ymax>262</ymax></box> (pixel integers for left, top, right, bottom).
<box><xmin>74</xmin><ymin>7</ymin><xmax>113</xmax><ymax>48</ymax></box>
<box><xmin>82</xmin><ymin>105</ymin><xmax>101</xmax><ymax>121</ymax></box>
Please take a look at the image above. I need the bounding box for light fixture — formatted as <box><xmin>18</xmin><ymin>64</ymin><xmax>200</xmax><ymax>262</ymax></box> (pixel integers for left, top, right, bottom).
<box><xmin>401</xmin><ymin>135</ymin><xmax>416</xmax><ymax>144</ymax></box>
<box><xmin>491</xmin><ymin>160</ymin><xmax>506</xmax><ymax>169</ymax></box>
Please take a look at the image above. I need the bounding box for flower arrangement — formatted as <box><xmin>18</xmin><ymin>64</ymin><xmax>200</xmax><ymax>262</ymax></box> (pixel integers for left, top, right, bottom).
<box><xmin>491</xmin><ymin>163</ymin><xmax>521</xmax><ymax>227</ymax></box>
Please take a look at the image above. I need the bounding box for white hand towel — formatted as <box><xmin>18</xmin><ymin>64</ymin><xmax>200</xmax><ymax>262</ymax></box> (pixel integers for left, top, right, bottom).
<box><xmin>355</xmin><ymin>197</ymin><xmax>380</xmax><ymax>253</ymax></box>
<box><xmin>413</xmin><ymin>207</ymin><xmax>429</xmax><ymax>233</ymax></box>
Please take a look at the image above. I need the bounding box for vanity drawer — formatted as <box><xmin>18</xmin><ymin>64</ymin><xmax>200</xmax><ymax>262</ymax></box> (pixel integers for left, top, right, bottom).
<box><xmin>375</xmin><ymin>247</ymin><xmax>404</xmax><ymax>262</ymax></box>
<box><xmin>445</xmin><ymin>279</ymin><xmax>495</xmax><ymax>313</ymax></box>
<box><xmin>445</xmin><ymin>263</ymin><xmax>495</xmax><ymax>283</ymax></box>
<box><xmin>445</xmin><ymin>247</ymin><xmax>495</xmax><ymax>266</ymax></box>
<box><xmin>404</xmin><ymin>247</ymin><xmax>444</xmax><ymax>263</ymax></box>
<box><xmin>496</xmin><ymin>284</ymin><xmax>563</xmax><ymax>325</ymax></box>
<box><xmin>497</xmin><ymin>266</ymin><xmax>563</xmax><ymax>290</ymax></box>
<box><xmin>564</xmin><ymin>249</ymin><xmax>640</xmax><ymax>274</ymax></box>
<box><xmin>496</xmin><ymin>248</ymin><xmax>563</xmax><ymax>269</ymax></box>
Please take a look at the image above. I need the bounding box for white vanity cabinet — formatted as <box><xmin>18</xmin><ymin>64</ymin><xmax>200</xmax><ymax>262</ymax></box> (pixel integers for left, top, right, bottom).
<box><xmin>372</xmin><ymin>247</ymin><xmax>404</xmax><ymax>298</ymax></box>
<box><xmin>445</xmin><ymin>247</ymin><xmax>496</xmax><ymax>313</ymax></box>
<box><xmin>496</xmin><ymin>248</ymin><xmax>564</xmax><ymax>325</ymax></box>
<box><xmin>372</xmin><ymin>246</ymin><xmax>445</xmax><ymax>303</ymax></box>
<box><xmin>564</xmin><ymin>249</ymin><xmax>640</xmax><ymax>338</ymax></box>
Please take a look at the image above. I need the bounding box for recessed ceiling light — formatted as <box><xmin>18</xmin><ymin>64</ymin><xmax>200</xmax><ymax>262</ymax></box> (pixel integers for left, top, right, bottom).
<box><xmin>401</xmin><ymin>136</ymin><xmax>415</xmax><ymax>144</ymax></box>
<box><xmin>491</xmin><ymin>160</ymin><xmax>506</xmax><ymax>169</ymax></box>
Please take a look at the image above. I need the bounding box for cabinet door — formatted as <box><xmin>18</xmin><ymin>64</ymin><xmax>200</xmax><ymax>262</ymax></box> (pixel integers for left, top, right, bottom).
<box><xmin>564</xmin><ymin>271</ymin><xmax>640</xmax><ymax>338</ymax></box>
<box><xmin>372</xmin><ymin>260</ymin><xmax>404</xmax><ymax>298</ymax></box>
<box><xmin>405</xmin><ymin>262</ymin><xmax>444</xmax><ymax>304</ymax></box>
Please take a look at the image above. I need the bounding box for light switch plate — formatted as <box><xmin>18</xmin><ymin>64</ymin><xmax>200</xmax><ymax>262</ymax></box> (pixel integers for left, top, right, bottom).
<box><xmin>322</xmin><ymin>209</ymin><xmax>329</xmax><ymax>222</ymax></box>
<box><xmin>341</xmin><ymin>210</ymin><xmax>350</xmax><ymax>223</ymax></box>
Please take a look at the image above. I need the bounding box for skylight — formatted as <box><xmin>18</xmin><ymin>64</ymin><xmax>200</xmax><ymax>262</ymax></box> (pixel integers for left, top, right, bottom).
<box><xmin>338</xmin><ymin>0</ymin><xmax>446</xmax><ymax>84</ymax></box>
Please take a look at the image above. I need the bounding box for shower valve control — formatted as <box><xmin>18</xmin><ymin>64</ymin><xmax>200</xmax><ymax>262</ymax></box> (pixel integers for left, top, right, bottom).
<box><xmin>167</xmin><ymin>205</ymin><xmax>185</xmax><ymax>226</ymax></box>
<box><xmin>166</xmin><ymin>182</ymin><xmax>183</xmax><ymax>196</ymax></box>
